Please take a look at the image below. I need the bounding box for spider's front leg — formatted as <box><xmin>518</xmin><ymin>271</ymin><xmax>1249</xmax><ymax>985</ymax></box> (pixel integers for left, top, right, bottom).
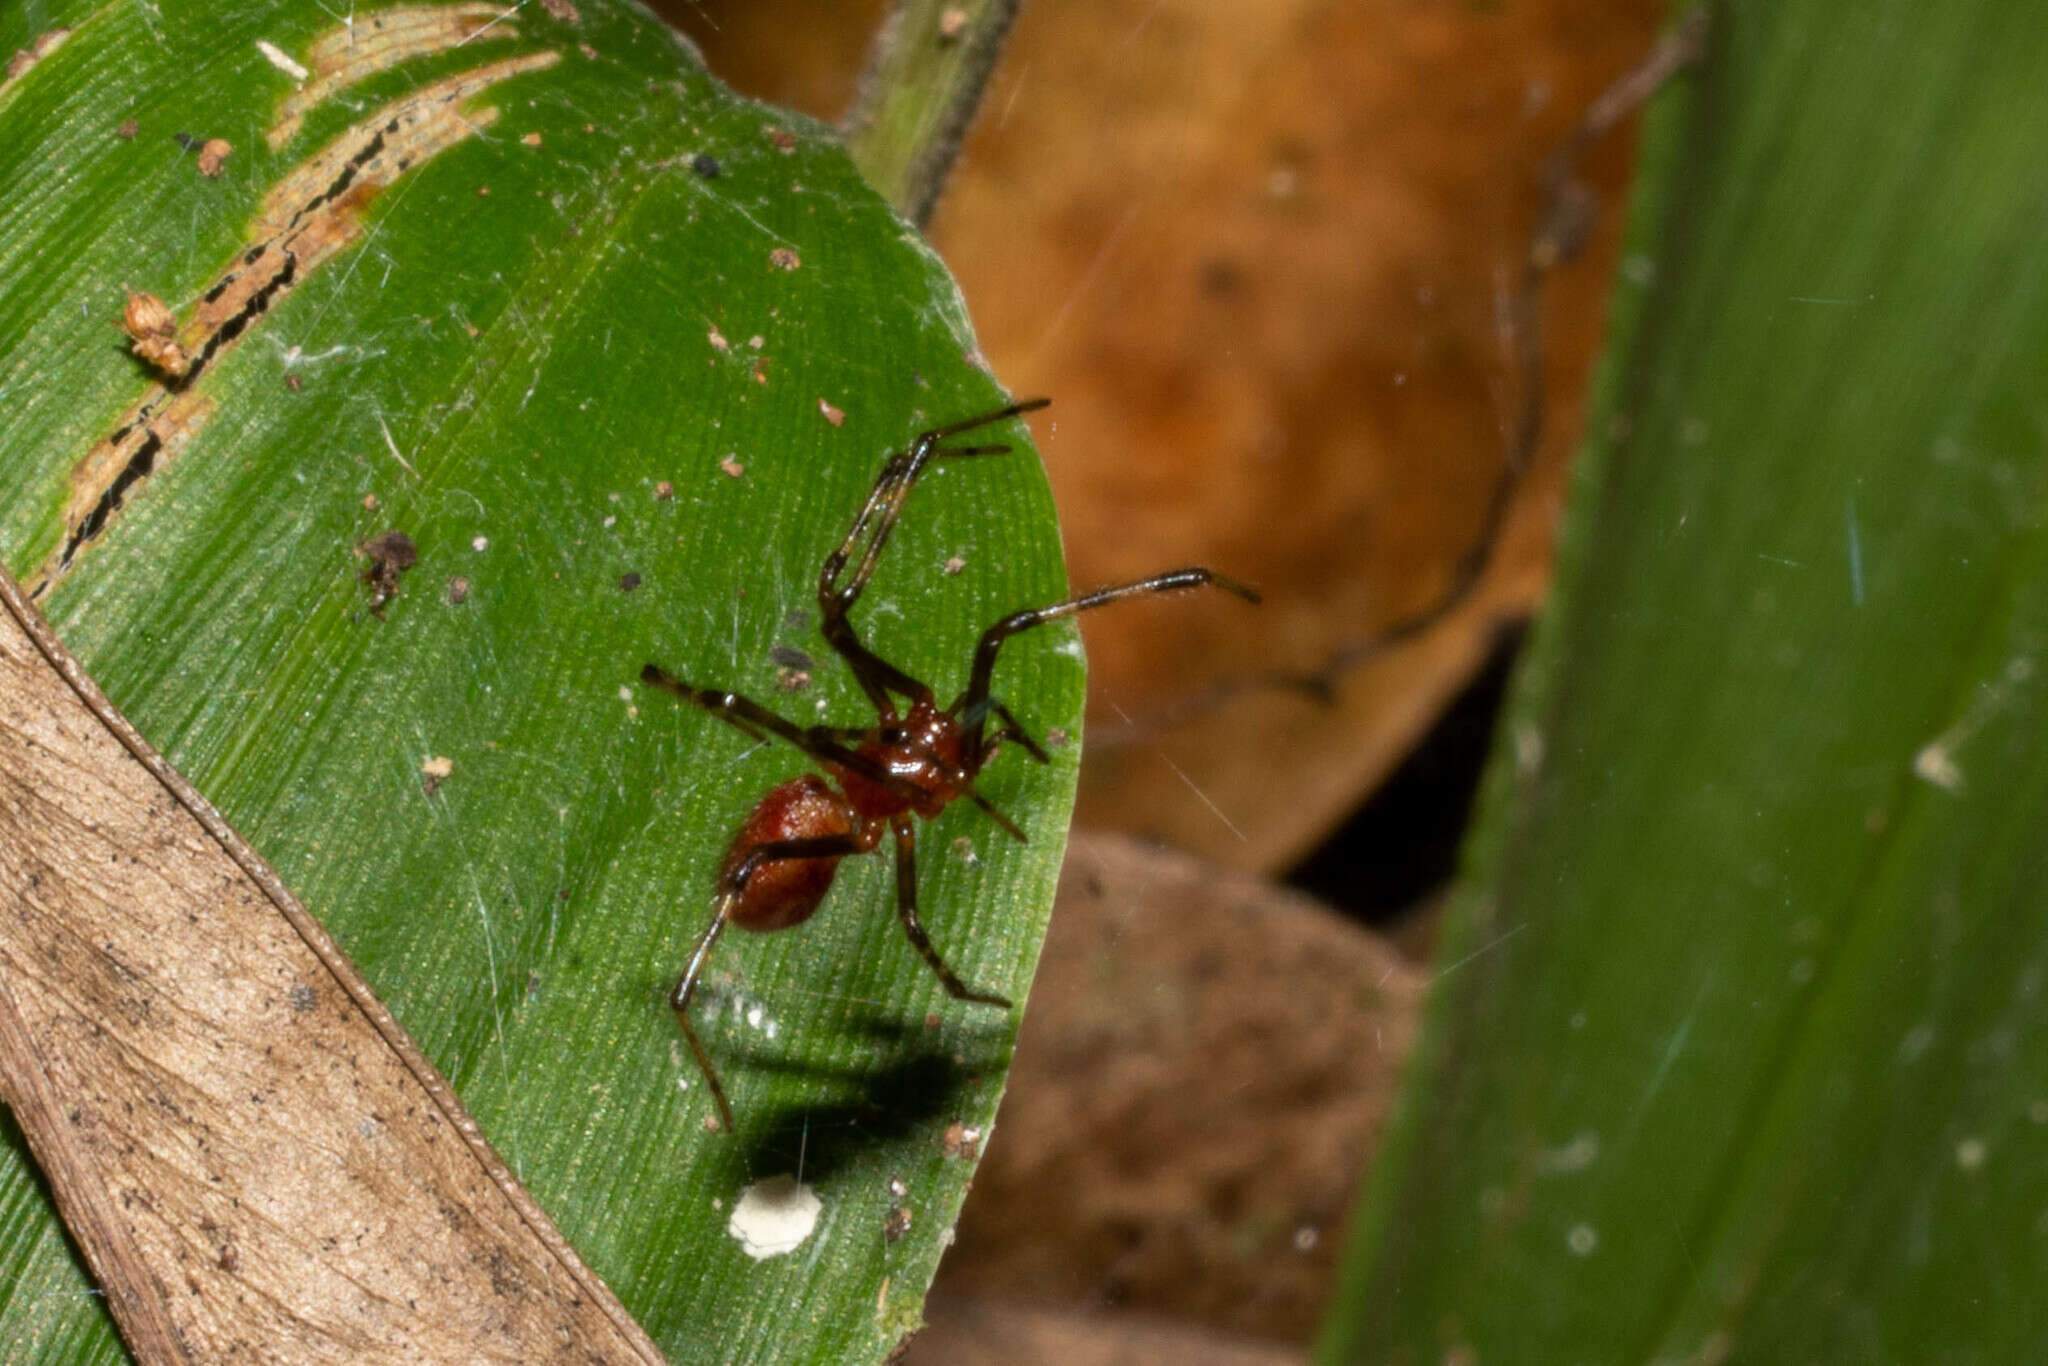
<box><xmin>950</xmin><ymin>568</ymin><xmax>1262</xmax><ymax>770</ymax></box>
<box><xmin>815</xmin><ymin>398</ymin><xmax>1051</xmax><ymax>712</ymax></box>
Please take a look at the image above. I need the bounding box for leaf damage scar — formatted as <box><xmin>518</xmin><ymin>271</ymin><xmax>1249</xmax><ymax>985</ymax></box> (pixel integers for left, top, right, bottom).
<box><xmin>268</xmin><ymin>3</ymin><xmax>523</xmax><ymax>151</ymax></box>
<box><xmin>35</xmin><ymin>47</ymin><xmax>559</xmax><ymax>598</ymax></box>
<box><xmin>0</xmin><ymin>27</ymin><xmax>70</xmax><ymax>101</ymax></box>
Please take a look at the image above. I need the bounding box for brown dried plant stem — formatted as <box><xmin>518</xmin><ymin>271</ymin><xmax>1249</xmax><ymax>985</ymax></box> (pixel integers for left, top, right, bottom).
<box><xmin>846</xmin><ymin>0</ymin><xmax>1024</xmax><ymax>227</ymax></box>
<box><xmin>0</xmin><ymin>566</ymin><xmax>666</xmax><ymax>1365</ymax></box>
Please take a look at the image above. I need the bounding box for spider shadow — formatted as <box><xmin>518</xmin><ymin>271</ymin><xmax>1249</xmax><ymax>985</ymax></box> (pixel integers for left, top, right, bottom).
<box><xmin>713</xmin><ymin>1008</ymin><xmax>1013</xmax><ymax>1180</ymax></box>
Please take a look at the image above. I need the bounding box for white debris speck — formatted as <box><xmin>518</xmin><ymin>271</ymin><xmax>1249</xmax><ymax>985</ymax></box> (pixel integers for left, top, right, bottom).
<box><xmin>1955</xmin><ymin>1137</ymin><xmax>1987</xmax><ymax>1171</ymax></box>
<box><xmin>1535</xmin><ymin>1131</ymin><xmax>1600</xmax><ymax>1175</ymax></box>
<box><xmin>471</xmin><ymin>535</ymin><xmax>490</xmax><ymax>552</ymax></box>
<box><xmin>1566</xmin><ymin>1223</ymin><xmax>1598</xmax><ymax>1256</ymax></box>
<box><xmin>255</xmin><ymin>38</ymin><xmax>309</xmax><ymax>82</ymax></box>
<box><xmin>727</xmin><ymin>1174</ymin><xmax>822</xmax><ymax>1259</ymax></box>
<box><xmin>1914</xmin><ymin>740</ymin><xmax>1963</xmax><ymax>791</ymax></box>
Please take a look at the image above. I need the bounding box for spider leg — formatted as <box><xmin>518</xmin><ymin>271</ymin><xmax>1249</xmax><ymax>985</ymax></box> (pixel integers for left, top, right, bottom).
<box><xmin>951</xmin><ymin>567</ymin><xmax>1261</xmax><ymax>769</ymax></box>
<box><xmin>640</xmin><ymin>665</ymin><xmax>915</xmax><ymax>797</ymax></box>
<box><xmin>960</xmin><ymin>786</ymin><xmax>1027</xmax><ymax>843</ymax></box>
<box><xmin>817</xmin><ymin>398</ymin><xmax>1051</xmax><ymax>712</ymax></box>
<box><xmin>672</xmin><ymin>831</ymin><xmax>876</xmax><ymax>1131</ymax></box>
<box><xmin>982</xmin><ymin>699</ymin><xmax>1051</xmax><ymax>763</ymax></box>
<box><xmin>891</xmin><ymin>816</ymin><xmax>1011</xmax><ymax>1006</ymax></box>
<box><xmin>670</xmin><ymin>905</ymin><xmax>735</xmax><ymax>1131</ymax></box>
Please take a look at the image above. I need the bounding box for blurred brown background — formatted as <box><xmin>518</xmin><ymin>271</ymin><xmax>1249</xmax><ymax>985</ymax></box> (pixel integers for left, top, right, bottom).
<box><xmin>653</xmin><ymin>1</ymin><xmax>1664</xmax><ymax>1359</ymax></box>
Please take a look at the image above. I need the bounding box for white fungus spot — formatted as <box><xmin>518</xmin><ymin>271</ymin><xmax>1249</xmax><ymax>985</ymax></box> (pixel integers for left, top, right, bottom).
<box><xmin>1566</xmin><ymin>1223</ymin><xmax>1598</xmax><ymax>1256</ymax></box>
<box><xmin>1955</xmin><ymin>1137</ymin><xmax>1987</xmax><ymax>1171</ymax></box>
<box><xmin>471</xmin><ymin>535</ymin><xmax>490</xmax><ymax>552</ymax></box>
<box><xmin>727</xmin><ymin>1174</ymin><xmax>822</xmax><ymax>1259</ymax></box>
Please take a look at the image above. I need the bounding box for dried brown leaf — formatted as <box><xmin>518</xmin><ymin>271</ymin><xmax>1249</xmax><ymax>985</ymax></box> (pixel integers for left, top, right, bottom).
<box><xmin>0</xmin><ymin>567</ymin><xmax>666</xmax><ymax>1366</ymax></box>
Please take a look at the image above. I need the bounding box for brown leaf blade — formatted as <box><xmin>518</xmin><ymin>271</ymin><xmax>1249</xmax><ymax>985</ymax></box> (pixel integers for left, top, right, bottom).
<box><xmin>0</xmin><ymin>565</ymin><xmax>666</xmax><ymax>1364</ymax></box>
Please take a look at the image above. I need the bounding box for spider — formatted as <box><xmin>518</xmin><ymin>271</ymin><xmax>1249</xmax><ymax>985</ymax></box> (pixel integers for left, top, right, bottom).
<box><xmin>640</xmin><ymin>397</ymin><xmax>1258</xmax><ymax>1131</ymax></box>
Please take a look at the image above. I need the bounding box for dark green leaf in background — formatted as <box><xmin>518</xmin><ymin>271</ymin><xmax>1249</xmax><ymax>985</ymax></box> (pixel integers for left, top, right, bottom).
<box><xmin>1324</xmin><ymin>1</ymin><xmax>2048</xmax><ymax>1361</ymax></box>
<box><xmin>1</xmin><ymin>2</ymin><xmax>1076</xmax><ymax>1361</ymax></box>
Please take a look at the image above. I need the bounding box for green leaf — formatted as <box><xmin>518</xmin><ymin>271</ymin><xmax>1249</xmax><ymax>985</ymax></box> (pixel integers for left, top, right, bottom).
<box><xmin>0</xmin><ymin>3</ymin><xmax>1075</xmax><ymax>1361</ymax></box>
<box><xmin>1323</xmin><ymin>1</ymin><xmax>2048</xmax><ymax>1360</ymax></box>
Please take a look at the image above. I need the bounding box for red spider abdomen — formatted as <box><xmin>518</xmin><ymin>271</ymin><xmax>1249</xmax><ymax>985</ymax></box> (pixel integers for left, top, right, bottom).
<box><xmin>722</xmin><ymin>775</ymin><xmax>861</xmax><ymax>932</ymax></box>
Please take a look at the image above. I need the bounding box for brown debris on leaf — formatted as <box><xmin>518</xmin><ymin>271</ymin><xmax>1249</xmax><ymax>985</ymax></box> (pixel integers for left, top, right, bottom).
<box><xmin>196</xmin><ymin>137</ymin><xmax>233</xmax><ymax>177</ymax></box>
<box><xmin>356</xmin><ymin>530</ymin><xmax>419</xmax><ymax>614</ymax></box>
<box><xmin>768</xmin><ymin>247</ymin><xmax>801</xmax><ymax>271</ymax></box>
<box><xmin>120</xmin><ymin>289</ymin><xmax>192</xmax><ymax>379</ymax></box>
<box><xmin>420</xmin><ymin>754</ymin><xmax>455</xmax><ymax>795</ymax></box>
